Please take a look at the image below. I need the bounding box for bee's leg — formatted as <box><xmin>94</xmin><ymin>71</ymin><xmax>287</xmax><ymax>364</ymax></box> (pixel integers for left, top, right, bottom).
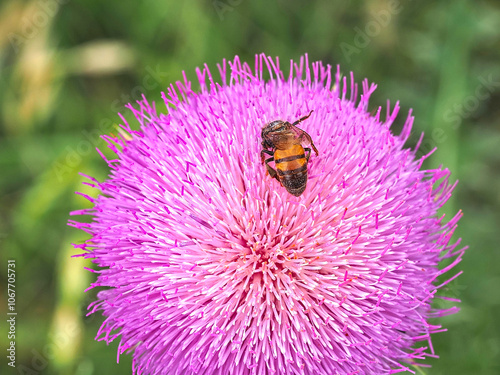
<box><xmin>261</xmin><ymin>149</ymin><xmax>274</xmax><ymax>164</ymax></box>
<box><xmin>304</xmin><ymin>147</ymin><xmax>312</xmax><ymax>162</ymax></box>
<box><xmin>292</xmin><ymin>110</ymin><xmax>314</xmax><ymax>126</ymax></box>
<box><xmin>311</xmin><ymin>142</ymin><xmax>319</xmax><ymax>156</ymax></box>
<box><xmin>264</xmin><ymin>157</ymin><xmax>280</xmax><ymax>181</ymax></box>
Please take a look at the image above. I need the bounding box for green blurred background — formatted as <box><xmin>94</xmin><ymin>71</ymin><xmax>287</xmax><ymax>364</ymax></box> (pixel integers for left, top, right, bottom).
<box><xmin>1</xmin><ymin>0</ymin><xmax>499</xmax><ymax>374</ymax></box>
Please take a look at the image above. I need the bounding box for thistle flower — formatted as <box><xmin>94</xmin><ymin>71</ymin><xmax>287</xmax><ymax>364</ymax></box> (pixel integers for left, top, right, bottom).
<box><xmin>70</xmin><ymin>54</ymin><xmax>465</xmax><ymax>375</ymax></box>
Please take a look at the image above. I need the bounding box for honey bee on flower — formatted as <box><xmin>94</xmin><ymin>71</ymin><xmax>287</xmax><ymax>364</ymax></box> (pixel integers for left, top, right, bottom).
<box><xmin>261</xmin><ymin>110</ymin><xmax>319</xmax><ymax>196</ymax></box>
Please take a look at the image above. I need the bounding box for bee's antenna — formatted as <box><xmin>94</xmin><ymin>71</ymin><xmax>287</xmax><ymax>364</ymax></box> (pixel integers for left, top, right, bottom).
<box><xmin>292</xmin><ymin>110</ymin><xmax>314</xmax><ymax>126</ymax></box>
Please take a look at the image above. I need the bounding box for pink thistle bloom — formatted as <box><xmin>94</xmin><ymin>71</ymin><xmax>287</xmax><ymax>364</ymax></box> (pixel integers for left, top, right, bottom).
<box><xmin>70</xmin><ymin>54</ymin><xmax>466</xmax><ymax>375</ymax></box>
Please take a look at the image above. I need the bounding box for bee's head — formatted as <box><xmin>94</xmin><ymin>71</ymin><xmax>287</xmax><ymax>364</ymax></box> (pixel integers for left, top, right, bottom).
<box><xmin>261</xmin><ymin>120</ymin><xmax>287</xmax><ymax>149</ymax></box>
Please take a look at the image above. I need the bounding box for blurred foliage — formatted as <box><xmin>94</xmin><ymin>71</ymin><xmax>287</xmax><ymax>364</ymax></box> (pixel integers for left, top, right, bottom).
<box><xmin>1</xmin><ymin>0</ymin><xmax>499</xmax><ymax>374</ymax></box>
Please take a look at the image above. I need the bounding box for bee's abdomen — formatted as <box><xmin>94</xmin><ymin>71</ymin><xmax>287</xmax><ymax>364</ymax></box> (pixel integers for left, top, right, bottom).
<box><xmin>279</xmin><ymin>167</ymin><xmax>307</xmax><ymax>196</ymax></box>
<box><xmin>275</xmin><ymin>145</ymin><xmax>308</xmax><ymax>196</ymax></box>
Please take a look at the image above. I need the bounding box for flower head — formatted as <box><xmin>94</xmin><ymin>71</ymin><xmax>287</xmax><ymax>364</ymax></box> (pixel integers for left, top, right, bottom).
<box><xmin>70</xmin><ymin>54</ymin><xmax>465</xmax><ymax>375</ymax></box>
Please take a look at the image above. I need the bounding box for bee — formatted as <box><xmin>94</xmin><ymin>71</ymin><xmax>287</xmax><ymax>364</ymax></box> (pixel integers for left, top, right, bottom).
<box><xmin>260</xmin><ymin>110</ymin><xmax>319</xmax><ymax>196</ymax></box>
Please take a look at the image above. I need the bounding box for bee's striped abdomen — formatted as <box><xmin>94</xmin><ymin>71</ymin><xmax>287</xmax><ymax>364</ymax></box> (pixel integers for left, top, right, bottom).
<box><xmin>274</xmin><ymin>144</ymin><xmax>308</xmax><ymax>196</ymax></box>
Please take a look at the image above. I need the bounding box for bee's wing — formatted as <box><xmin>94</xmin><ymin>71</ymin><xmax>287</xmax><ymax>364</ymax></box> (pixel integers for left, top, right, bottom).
<box><xmin>288</xmin><ymin>124</ymin><xmax>305</xmax><ymax>139</ymax></box>
<box><xmin>289</xmin><ymin>124</ymin><xmax>310</xmax><ymax>143</ymax></box>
